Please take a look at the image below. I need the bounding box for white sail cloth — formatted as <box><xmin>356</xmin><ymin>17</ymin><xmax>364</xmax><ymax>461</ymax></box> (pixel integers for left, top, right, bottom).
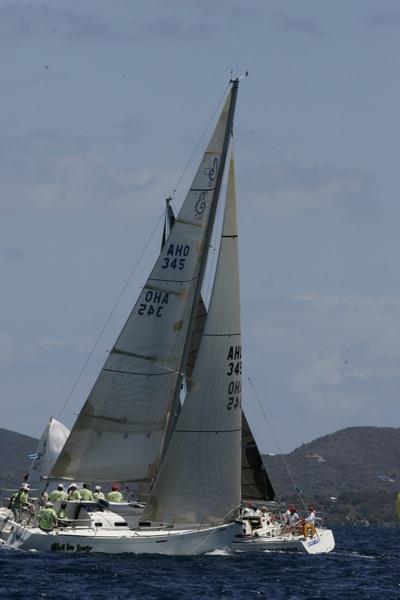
<box><xmin>144</xmin><ymin>153</ymin><xmax>242</xmax><ymax>524</ymax></box>
<box><xmin>28</xmin><ymin>418</ymin><xmax>70</xmax><ymax>486</ymax></box>
<box><xmin>51</xmin><ymin>95</ymin><xmax>233</xmax><ymax>482</ymax></box>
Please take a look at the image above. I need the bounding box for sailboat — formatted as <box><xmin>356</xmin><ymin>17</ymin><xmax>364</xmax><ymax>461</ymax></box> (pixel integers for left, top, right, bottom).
<box><xmin>0</xmin><ymin>78</ymin><xmax>244</xmax><ymax>555</ymax></box>
<box><xmin>27</xmin><ymin>418</ymin><xmax>70</xmax><ymax>488</ymax></box>
<box><xmin>236</xmin><ymin>415</ymin><xmax>335</xmax><ymax>554</ymax></box>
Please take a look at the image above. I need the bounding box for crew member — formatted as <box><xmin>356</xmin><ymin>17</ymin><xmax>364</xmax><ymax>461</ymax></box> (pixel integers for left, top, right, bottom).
<box><xmin>282</xmin><ymin>504</ymin><xmax>299</xmax><ymax>526</ymax></box>
<box><xmin>106</xmin><ymin>484</ymin><xmax>124</xmax><ymax>502</ymax></box>
<box><xmin>57</xmin><ymin>502</ymin><xmax>69</xmax><ymax>527</ymax></box>
<box><xmin>93</xmin><ymin>486</ymin><xmax>105</xmax><ymax>501</ymax></box>
<box><xmin>67</xmin><ymin>483</ymin><xmax>81</xmax><ymax>501</ymax></box>
<box><xmin>48</xmin><ymin>484</ymin><xmax>68</xmax><ymax>503</ymax></box>
<box><xmin>38</xmin><ymin>502</ymin><xmax>58</xmax><ymax>532</ymax></box>
<box><xmin>304</xmin><ymin>505</ymin><xmax>316</xmax><ymax>525</ymax></box>
<box><xmin>10</xmin><ymin>483</ymin><xmax>31</xmax><ymax>520</ymax></box>
<box><xmin>79</xmin><ymin>483</ymin><xmax>93</xmax><ymax>501</ymax></box>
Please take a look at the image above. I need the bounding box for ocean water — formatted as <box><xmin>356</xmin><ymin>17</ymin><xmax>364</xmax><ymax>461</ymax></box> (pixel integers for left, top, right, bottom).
<box><xmin>0</xmin><ymin>526</ymin><xmax>398</xmax><ymax>599</ymax></box>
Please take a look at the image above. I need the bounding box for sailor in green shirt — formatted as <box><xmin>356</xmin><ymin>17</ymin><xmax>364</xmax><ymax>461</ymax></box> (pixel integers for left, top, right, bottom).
<box><xmin>67</xmin><ymin>483</ymin><xmax>81</xmax><ymax>501</ymax></box>
<box><xmin>57</xmin><ymin>502</ymin><xmax>69</xmax><ymax>527</ymax></box>
<box><xmin>48</xmin><ymin>483</ymin><xmax>68</xmax><ymax>503</ymax></box>
<box><xmin>93</xmin><ymin>485</ymin><xmax>105</xmax><ymax>501</ymax></box>
<box><xmin>10</xmin><ymin>483</ymin><xmax>31</xmax><ymax>520</ymax></box>
<box><xmin>78</xmin><ymin>483</ymin><xmax>94</xmax><ymax>501</ymax></box>
<box><xmin>106</xmin><ymin>484</ymin><xmax>124</xmax><ymax>503</ymax></box>
<box><xmin>38</xmin><ymin>502</ymin><xmax>58</xmax><ymax>532</ymax></box>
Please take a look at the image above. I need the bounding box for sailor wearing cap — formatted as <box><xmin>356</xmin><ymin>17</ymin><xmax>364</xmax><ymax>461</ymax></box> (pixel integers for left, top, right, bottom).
<box><xmin>48</xmin><ymin>483</ymin><xmax>68</xmax><ymax>503</ymax></box>
<box><xmin>106</xmin><ymin>484</ymin><xmax>124</xmax><ymax>503</ymax></box>
<box><xmin>93</xmin><ymin>485</ymin><xmax>105</xmax><ymax>501</ymax></box>
<box><xmin>67</xmin><ymin>483</ymin><xmax>81</xmax><ymax>501</ymax></box>
<box><xmin>38</xmin><ymin>501</ymin><xmax>58</xmax><ymax>532</ymax></box>
<box><xmin>9</xmin><ymin>483</ymin><xmax>31</xmax><ymax>519</ymax></box>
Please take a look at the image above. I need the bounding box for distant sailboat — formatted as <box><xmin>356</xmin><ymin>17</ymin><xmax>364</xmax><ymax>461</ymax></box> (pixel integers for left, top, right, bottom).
<box><xmin>27</xmin><ymin>418</ymin><xmax>70</xmax><ymax>488</ymax></box>
<box><xmin>234</xmin><ymin>418</ymin><xmax>335</xmax><ymax>554</ymax></box>
<box><xmin>0</xmin><ymin>78</ymin><xmax>244</xmax><ymax>554</ymax></box>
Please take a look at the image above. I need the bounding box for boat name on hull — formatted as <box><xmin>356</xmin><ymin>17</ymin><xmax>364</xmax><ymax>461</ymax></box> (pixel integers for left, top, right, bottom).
<box><xmin>51</xmin><ymin>542</ymin><xmax>92</xmax><ymax>553</ymax></box>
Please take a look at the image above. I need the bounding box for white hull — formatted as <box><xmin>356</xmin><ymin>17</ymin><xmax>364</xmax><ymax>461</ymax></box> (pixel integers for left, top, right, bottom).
<box><xmin>0</xmin><ymin>510</ymin><xmax>241</xmax><ymax>555</ymax></box>
<box><xmin>233</xmin><ymin>527</ymin><xmax>335</xmax><ymax>554</ymax></box>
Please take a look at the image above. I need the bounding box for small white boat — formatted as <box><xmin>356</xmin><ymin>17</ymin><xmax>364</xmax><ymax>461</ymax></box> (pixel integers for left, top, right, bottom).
<box><xmin>233</xmin><ymin>514</ymin><xmax>335</xmax><ymax>554</ymax></box>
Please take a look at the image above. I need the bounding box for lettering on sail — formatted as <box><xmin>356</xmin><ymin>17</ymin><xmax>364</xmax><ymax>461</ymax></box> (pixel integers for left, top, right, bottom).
<box><xmin>138</xmin><ymin>290</ymin><xmax>169</xmax><ymax>318</ymax></box>
<box><xmin>195</xmin><ymin>156</ymin><xmax>219</xmax><ymax>221</ymax></box>
<box><xmin>226</xmin><ymin>345</ymin><xmax>242</xmax><ymax>410</ymax></box>
<box><xmin>162</xmin><ymin>244</ymin><xmax>190</xmax><ymax>271</ymax></box>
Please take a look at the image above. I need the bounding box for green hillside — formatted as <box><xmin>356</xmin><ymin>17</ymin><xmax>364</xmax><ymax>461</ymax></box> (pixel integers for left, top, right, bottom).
<box><xmin>0</xmin><ymin>425</ymin><xmax>398</xmax><ymax>524</ymax></box>
<box><xmin>0</xmin><ymin>427</ymin><xmax>38</xmax><ymax>492</ymax></box>
<box><xmin>263</xmin><ymin>426</ymin><xmax>400</xmax><ymax>525</ymax></box>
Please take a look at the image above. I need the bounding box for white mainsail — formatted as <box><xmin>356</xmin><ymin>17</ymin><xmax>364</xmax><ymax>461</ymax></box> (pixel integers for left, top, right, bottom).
<box><xmin>51</xmin><ymin>93</ymin><xmax>234</xmax><ymax>483</ymax></box>
<box><xmin>144</xmin><ymin>151</ymin><xmax>242</xmax><ymax>524</ymax></box>
<box><xmin>28</xmin><ymin>418</ymin><xmax>70</xmax><ymax>486</ymax></box>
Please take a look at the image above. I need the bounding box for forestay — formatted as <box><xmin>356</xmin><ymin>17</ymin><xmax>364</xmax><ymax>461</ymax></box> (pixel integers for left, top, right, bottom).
<box><xmin>51</xmin><ymin>95</ymin><xmax>233</xmax><ymax>483</ymax></box>
<box><xmin>144</xmin><ymin>152</ymin><xmax>242</xmax><ymax>524</ymax></box>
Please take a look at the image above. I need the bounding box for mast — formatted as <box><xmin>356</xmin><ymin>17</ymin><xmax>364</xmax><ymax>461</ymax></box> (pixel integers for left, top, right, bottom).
<box><xmin>159</xmin><ymin>79</ymin><xmax>240</xmax><ymax>463</ymax></box>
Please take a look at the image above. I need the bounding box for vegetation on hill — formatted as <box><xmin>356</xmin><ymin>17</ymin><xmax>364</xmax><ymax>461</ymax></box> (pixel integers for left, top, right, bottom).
<box><xmin>1</xmin><ymin>425</ymin><xmax>399</xmax><ymax>525</ymax></box>
<box><xmin>0</xmin><ymin>427</ymin><xmax>38</xmax><ymax>494</ymax></box>
<box><xmin>263</xmin><ymin>426</ymin><xmax>400</xmax><ymax>525</ymax></box>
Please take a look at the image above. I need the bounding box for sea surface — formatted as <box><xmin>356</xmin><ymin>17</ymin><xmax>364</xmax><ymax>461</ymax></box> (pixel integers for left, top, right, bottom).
<box><xmin>0</xmin><ymin>526</ymin><xmax>398</xmax><ymax>599</ymax></box>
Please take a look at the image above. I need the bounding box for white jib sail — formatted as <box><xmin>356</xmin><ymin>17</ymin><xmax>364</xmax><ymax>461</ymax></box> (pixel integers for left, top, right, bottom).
<box><xmin>51</xmin><ymin>93</ymin><xmax>233</xmax><ymax>483</ymax></box>
<box><xmin>28</xmin><ymin>418</ymin><xmax>70</xmax><ymax>486</ymax></box>
<box><xmin>144</xmin><ymin>151</ymin><xmax>242</xmax><ymax>524</ymax></box>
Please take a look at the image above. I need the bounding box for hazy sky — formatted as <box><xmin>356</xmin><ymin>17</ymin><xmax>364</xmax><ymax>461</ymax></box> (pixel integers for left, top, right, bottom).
<box><xmin>1</xmin><ymin>0</ymin><xmax>399</xmax><ymax>453</ymax></box>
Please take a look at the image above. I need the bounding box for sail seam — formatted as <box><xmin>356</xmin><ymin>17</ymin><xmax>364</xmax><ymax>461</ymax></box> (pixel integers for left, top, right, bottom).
<box><xmin>173</xmin><ymin>427</ymin><xmax>241</xmax><ymax>433</ymax></box>
<box><xmin>111</xmin><ymin>348</ymin><xmax>156</xmax><ymax>362</ymax></box>
<box><xmin>144</xmin><ymin>284</ymin><xmax>183</xmax><ymax>296</ymax></box>
<box><xmin>202</xmin><ymin>332</ymin><xmax>241</xmax><ymax>337</ymax></box>
<box><xmin>103</xmin><ymin>368</ymin><xmax>177</xmax><ymax>377</ymax></box>
<box><xmin>175</xmin><ymin>218</ymin><xmax>204</xmax><ymax>228</ymax></box>
<box><xmin>148</xmin><ymin>276</ymin><xmax>198</xmax><ymax>284</ymax></box>
<box><xmin>190</xmin><ymin>187</ymin><xmax>216</xmax><ymax>192</ymax></box>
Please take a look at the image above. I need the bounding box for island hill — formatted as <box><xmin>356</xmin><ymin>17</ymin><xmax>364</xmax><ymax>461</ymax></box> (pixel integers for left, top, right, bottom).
<box><xmin>0</xmin><ymin>425</ymin><xmax>399</xmax><ymax>525</ymax></box>
<box><xmin>263</xmin><ymin>426</ymin><xmax>400</xmax><ymax>525</ymax></box>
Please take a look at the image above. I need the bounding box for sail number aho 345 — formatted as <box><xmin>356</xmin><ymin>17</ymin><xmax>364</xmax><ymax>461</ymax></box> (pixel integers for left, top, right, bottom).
<box><xmin>226</xmin><ymin>345</ymin><xmax>242</xmax><ymax>410</ymax></box>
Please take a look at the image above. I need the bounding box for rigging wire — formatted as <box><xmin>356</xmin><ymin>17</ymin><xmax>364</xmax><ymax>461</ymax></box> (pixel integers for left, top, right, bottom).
<box><xmin>244</xmin><ymin>365</ymin><xmax>308</xmax><ymax>511</ymax></box>
<box><xmin>56</xmin><ymin>210</ymin><xmax>165</xmax><ymax>420</ymax></box>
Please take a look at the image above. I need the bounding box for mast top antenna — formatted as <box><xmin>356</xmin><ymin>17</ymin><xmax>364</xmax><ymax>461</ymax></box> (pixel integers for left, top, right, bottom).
<box><xmin>230</xmin><ymin>70</ymin><xmax>249</xmax><ymax>83</ymax></box>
